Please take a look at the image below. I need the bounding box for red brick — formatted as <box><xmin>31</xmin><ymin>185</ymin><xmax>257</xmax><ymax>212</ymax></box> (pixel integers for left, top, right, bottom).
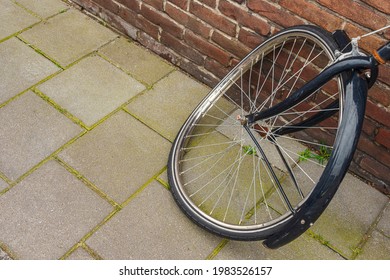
<box><xmin>184</xmin><ymin>30</ymin><xmax>231</xmax><ymax>66</ymax></box>
<box><xmin>136</xmin><ymin>31</ymin><xmax>180</xmax><ymax>65</ymax></box>
<box><xmin>94</xmin><ymin>0</ymin><xmax>119</xmax><ymax>13</ymax></box>
<box><xmin>349</xmin><ymin>157</ymin><xmax>390</xmax><ymax>195</ymax></box>
<box><xmin>136</xmin><ymin>16</ymin><xmax>160</xmax><ymax>40</ymax></box>
<box><xmin>362</xmin><ymin>117</ymin><xmax>377</xmax><ymax>136</ymax></box>
<box><xmin>143</xmin><ymin>0</ymin><xmax>164</xmax><ymax>10</ymax></box>
<box><xmin>360</xmin><ymin>156</ymin><xmax>390</xmax><ymax>183</ymax></box>
<box><xmin>119</xmin><ymin>6</ymin><xmax>160</xmax><ymax>39</ymax></box>
<box><xmin>190</xmin><ymin>1</ymin><xmax>236</xmax><ymax>37</ymax></box>
<box><xmin>160</xmin><ymin>31</ymin><xmax>204</xmax><ymax>65</ymax></box>
<box><xmin>165</xmin><ymin>2</ymin><xmax>211</xmax><ymax>39</ymax></box>
<box><xmin>204</xmin><ymin>57</ymin><xmax>230</xmax><ymax>79</ymax></box>
<box><xmin>198</xmin><ymin>0</ymin><xmax>217</xmax><ymax>8</ymax></box>
<box><xmin>165</xmin><ymin>2</ymin><xmax>186</xmax><ymax>23</ymax></box>
<box><xmin>117</xmin><ymin>0</ymin><xmax>141</xmax><ymax>12</ymax></box>
<box><xmin>230</xmin><ymin>57</ymin><xmax>241</xmax><ymax>68</ymax></box>
<box><xmin>368</xmin><ymin>84</ymin><xmax>390</xmax><ymax>107</ymax></box>
<box><xmin>318</xmin><ymin>0</ymin><xmax>388</xmax><ymax>30</ymax></box>
<box><xmin>140</xmin><ymin>4</ymin><xmax>183</xmax><ymax>37</ymax></box>
<box><xmin>180</xmin><ymin>58</ymin><xmax>219</xmax><ymax>87</ymax></box>
<box><xmin>90</xmin><ymin>2</ymin><xmax>137</xmax><ymax>37</ymax></box>
<box><xmin>376</xmin><ymin>127</ymin><xmax>390</xmax><ymax>149</ymax></box>
<box><xmin>247</xmin><ymin>0</ymin><xmax>304</xmax><ymax>28</ymax></box>
<box><xmin>118</xmin><ymin>5</ymin><xmax>137</xmax><ymax>24</ymax></box>
<box><xmin>385</xmin><ymin>29</ymin><xmax>390</xmax><ymax>41</ymax></box>
<box><xmin>238</xmin><ymin>28</ymin><xmax>264</xmax><ymax>49</ymax></box>
<box><xmin>211</xmin><ymin>31</ymin><xmax>251</xmax><ymax>59</ymax></box>
<box><xmin>219</xmin><ymin>0</ymin><xmax>270</xmax><ymax>36</ymax></box>
<box><xmin>279</xmin><ymin>0</ymin><xmax>343</xmax><ymax>31</ymax></box>
<box><xmin>361</xmin><ymin>0</ymin><xmax>390</xmax><ymax>14</ymax></box>
<box><xmin>378</xmin><ymin>65</ymin><xmax>390</xmax><ymax>87</ymax></box>
<box><xmin>167</xmin><ymin>0</ymin><xmax>188</xmax><ymax>10</ymax></box>
<box><xmin>365</xmin><ymin>99</ymin><xmax>390</xmax><ymax>126</ymax></box>
<box><xmin>357</xmin><ymin>133</ymin><xmax>390</xmax><ymax>167</ymax></box>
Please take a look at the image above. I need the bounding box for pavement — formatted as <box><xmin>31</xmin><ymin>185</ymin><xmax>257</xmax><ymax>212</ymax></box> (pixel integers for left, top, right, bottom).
<box><xmin>0</xmin><ymin>0</ymin><xmax>389</xmax><ymax>260</ymax></box>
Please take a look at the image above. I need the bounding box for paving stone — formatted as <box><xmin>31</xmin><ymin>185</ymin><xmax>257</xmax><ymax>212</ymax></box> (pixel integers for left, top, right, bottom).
<box><xmin>0</xmin><ymin>247</ymin><xmax>12</xmax><ymax>260</ymax></box>
<box><xmin>19</xmin><ymin>9</ymin><xmax>117</xmax><ymax>66</ymax></box>
<box><xmin>38</xmin><ymin>55</ymin><xmax>145</xmax><ymax>127</ymax></box>
<box><xmin>310</xmin><ymin>173</ymin><xmax>389</xmax><ymax>258</ymax></box>
<box><xmin>66</xmin><ymin>247</ymin><xmax>95</xmax><ymax>260</ymax></box>
<box><xmin>99</xmin><ymin>37</ymin><xmax>174</xmax><ymax>86</ymax></box>
<box><xmin>157</xmin><ymin>170</ymin><xmax>169</xmax><ymax>188</ymax></box>
<box><xmin>0</xmin><ymin>92</ymin><xmax>84</xmax><ymax>181</ymax></box>
<box><xmin>0</xmin><ymin>37</ymin><xmax>59</xmax><ymax>104</ymax></box>
<box><xmin>0</xmin><ymin>0</ymin><xmax>40</xmax><ymax>40</ymax></box>
<box><xmin>377</xmin><ymin>202</ymin><xmax>390</xmax><ymax>237</ymax></box>
<box><xmin>0</xmin><ymin>160</ymin><xmax>113</xmax><ymax>259</ymax></box>
<box><xmin>86</xmin><ymin>181</ymin><xmax>222</xmax><ymax>259</ymax></box>
<box><xmin>214</xmin><ymin>234</ymin><xmax>344</xmax><ymax>260</ymax></box>
<box><xmin>16</xmin><ymin>0</ymin><xmax>69</xmax><ymax>18</ymax></box>
<box><xmin>58</xmin><ymin>111</ymin><xmax>171</xmax><ymax>204</ymax></box>
<box><xmin>0</xmin><ymin>178</ymin><xmax>8</xmax><ymax>192</ymax></box>
<box><xmin>1</xmin><ymin>1</ymin><xmax>388</xmax><ymax>261</ymax></box>
<box><xmin>357</xmin><ymin>230</ymin><xmax>390</xmax><ymax>260</ymax></box>
<box><xmin>126</xmin><ymin>71</ymin><xmax>210</xmax><ymax>141</ymax></box>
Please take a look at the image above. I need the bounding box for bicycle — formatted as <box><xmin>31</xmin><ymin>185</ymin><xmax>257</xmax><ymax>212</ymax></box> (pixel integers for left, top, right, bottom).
<box><xmin>167</xmin><ymin>24</ymin><xmax>390</xmax><ymax>248</ymax></box>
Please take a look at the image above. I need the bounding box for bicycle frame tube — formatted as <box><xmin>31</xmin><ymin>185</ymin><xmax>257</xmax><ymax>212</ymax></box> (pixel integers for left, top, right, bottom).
<box><xmin>246</xmin><ymin>55</ymin><xmax>377</xmax><ymax>126</ymax></box>
<box><xmin>263</xmin><ymin>71</ymin><xmax>369</xmax><ymax>249</ymax></box>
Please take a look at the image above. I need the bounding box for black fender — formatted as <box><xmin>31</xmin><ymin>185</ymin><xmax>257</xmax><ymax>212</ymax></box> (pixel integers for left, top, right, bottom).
<box><xmin>263</xmin><ymin>71</ymin><xmax>368</xmax><ymax>249</ymax></box>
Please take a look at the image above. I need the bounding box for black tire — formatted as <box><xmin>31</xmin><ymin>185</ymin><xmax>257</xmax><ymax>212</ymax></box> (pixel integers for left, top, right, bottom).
<box><xmin>168</xmin><ymin>25</ymin><xmax>354</xmax><ymax>240</ymax></box>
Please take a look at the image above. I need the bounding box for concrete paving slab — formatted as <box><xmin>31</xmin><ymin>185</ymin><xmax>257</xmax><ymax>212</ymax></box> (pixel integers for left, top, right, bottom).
<box><xmin>0</xmin><ymin>160</ymin><xmax>113</xmax><ymax>259</ymax></box>
<box><xmin>357</xmin><ymin>230</ymin><xmax>390</xmax><ymax>260</ymax></box>
<box><xmin>86</xmin><ymin>181</ymin><xmax>222</xmax><ymax>259</ymax></box>
<box><xmin>157</xmin><ymin>169</ymin><xmax>169</xmax><ymax>189</ymax></box>
<box><xmin>377</xmin><ymin>202</ymin><xmax>389</xmax><ymax>237</ymax></box>
<box><xmin>0</xmin><ymin>92</ymin><xmax>84</xmax><ymax>181</ymax></box>
<box><xmin>38</xmin><ymin>55</ymin><xmax>145</xmax><ymax>127</ymax></box>
<box><xmin>215</xmin><ymin>234</ymin><xmax>344</xmax><ymax>260</ymax></box>
<box><xmin>0</xmin><ymin>3</ymin><xmax>388</xmax><ymax>261</ymax></box>
<box><xmin>0</xmin><ymin>247</ymin><xmax>12</xmax><ymax>260</ymax></box>
<box><xmin>0</xmin><ymin>0</ymin><xmax>40</xmax><ymax>40</ymax></box>
<box><xmin>126</xmin><ymin>71</ymin><xmax>210</xmax><ymax>141</ymax></box>
<box><xmin>66</xmin><ymin>247</ymin><xmax>95</xmax><ymax>260</ymax></box>
<box><xmin>310</xmin><ymin>173</ymin><xmax>389</xmax><ymax>258</ymax></box>
<box><xmin>99</xmin><ymin>37</ymin><xmax>174</xmax><ymax>86</ymax></box>
<box><xmin>0</xmin><ymin>178</ymin><xmax>7</xmax><ymax>192</ymax></box>
<box><xmin>19</xmin><ymin>9</ymin><xmax>117</xmax><ymax>66</ymax></box>
<box><xmin>58</xmin><ymin>111</ymin><xmax>171</xmax><ymax>204</ymax></box>
<box><xmin>0</xmin><ymin>37</ymin><xmax>59</xmax><ymax>104</ymax></box>
<box><xmin>16</xmin><ymin>0</ymin><xmax>69</xmax><ymax>19</ymax></box>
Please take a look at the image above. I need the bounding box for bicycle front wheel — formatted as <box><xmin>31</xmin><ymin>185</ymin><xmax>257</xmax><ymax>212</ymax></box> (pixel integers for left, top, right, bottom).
<box><xmin>168</xmin><ymin>25</ymin><xmax>350</xmax><ymax>240</ymax></box>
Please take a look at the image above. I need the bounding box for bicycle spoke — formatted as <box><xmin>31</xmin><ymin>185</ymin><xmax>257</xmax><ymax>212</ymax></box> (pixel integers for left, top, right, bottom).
<box><xmin>168</xmin><ymin>26</ymin><xmax>344</xmax><ymax>239</ymax></box>
<box><xmin>265</xmin><ymin>91</ymin><xmax>340</xmax><ymax>136</ymax></box>
<box><xmin>274</xmin><ymin>142</ymin><xmax>304</xmax><ymax>198</ymax></box>
<box><xmin>244</xmin><ymin>125</ymin><xmax>295</xmax><ymax>213</ymax></box>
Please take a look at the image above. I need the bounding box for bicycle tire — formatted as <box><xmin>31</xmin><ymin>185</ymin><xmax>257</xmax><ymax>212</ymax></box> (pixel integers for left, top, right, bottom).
<box><xmin>168</xmin><ymin>25</ymin><xmax>358</xmax><ymax>241</ymax></box>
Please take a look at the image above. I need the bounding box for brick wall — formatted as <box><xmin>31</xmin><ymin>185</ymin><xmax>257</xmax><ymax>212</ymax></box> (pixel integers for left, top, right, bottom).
<box><xmin>69</xmin><ymin>0</ymin><xmax>390</xmax><ymax>194</ymax></box>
